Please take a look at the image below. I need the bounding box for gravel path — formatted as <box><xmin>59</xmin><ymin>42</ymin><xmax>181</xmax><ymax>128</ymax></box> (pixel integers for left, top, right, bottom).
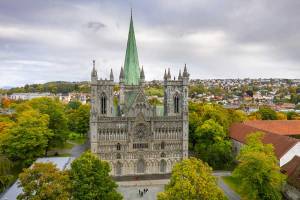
<box><xmin>214</xmin><ymin>171</ymin><xmax>241</xmax><ymax>200</ymax></box>
<box><xmin>70</xmin><ymin>142</ymin><xmax>88</xmax><ymax>157</ymax></box>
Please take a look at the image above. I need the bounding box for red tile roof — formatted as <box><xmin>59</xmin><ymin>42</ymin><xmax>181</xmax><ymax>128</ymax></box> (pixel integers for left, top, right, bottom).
<box><xmin>229</xmin><ymin>123</ymin><xmax>299</xmax><ymax>159</ymax></box>
<box><xmin>281</xmin><ymin>156</ymin><xmax>300</xmax><ymax>176</ymax></box>
<box><xmin>244</xmin><ymin>120</ymin><xmax>300</xmax><ymax>136</ymax></box>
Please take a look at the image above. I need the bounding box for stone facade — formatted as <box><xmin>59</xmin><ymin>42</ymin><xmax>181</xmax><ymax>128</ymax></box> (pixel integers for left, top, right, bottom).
<box><xmin>90</xmin><ymin>13</ymin><xmax>189</xmax><ymax>176</ymax></box>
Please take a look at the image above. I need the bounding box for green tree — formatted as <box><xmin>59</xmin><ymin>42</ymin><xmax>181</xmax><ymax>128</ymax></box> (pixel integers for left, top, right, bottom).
<box><xmin>0</xmin><ymin>155</ymin><xmax>13</xmax><ymax>193</ymax></box>
<box><xmin>194</xmin><ymin>119</ymin><xmax>233</xmax><ymax>169</ymax></box>
<box><xmin>69</xmin><ymin>151</ymin><xmax>122</xmax><ymax>200</ymax></box>
<box><xmin>157</xmin><ymin>157</ymin><xmax>226</xmax><ymax>200</ymax></box>
<box><xmin>17</xmin><ymin>162</ymin><xmax>71</xmax><ymax>200</ymax></box>
<box><xmin>66</xmin><ymin>100</ymin><xmax>82</xmax><ymax>110</ymax></box>
<box><xmin>67</xmin><ymin>104</ymin><xmax>90</xmax><ymax>136</ymax></box>
<box><xmin>0</xmin><ymin>110</ymin><xmax>53</xmax><ymax>165</ymax></box>
<box><xmin>28</xmin><ymin>98</ymin><xmax>68</xmax><ymax>148</ymax></box>
<box><xmin>228</xmin><ymin>109</ymin><xmax>247</xmax><ymax>123</ymax></box>
<box><xmin>233</xmin><ymin>132</ymin><xmax>286</xmax><ymax>200</ymax></box>
<box><xmin>258</xmin><ymin>106</ymin><xmax>277</xmax><ymax>120</ymax></box>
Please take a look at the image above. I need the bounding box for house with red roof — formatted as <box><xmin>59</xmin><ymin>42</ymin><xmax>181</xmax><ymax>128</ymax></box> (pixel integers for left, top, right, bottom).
<box><xmin>229</xmin><ymin>122</ymin><xmax>300</xmax><ymax>167</ymax></box>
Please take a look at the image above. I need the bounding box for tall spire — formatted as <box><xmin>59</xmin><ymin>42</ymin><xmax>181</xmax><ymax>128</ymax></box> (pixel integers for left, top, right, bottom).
<box><xmin>124</xmin><ymin>10</ymin><xmax>140</xmax><ymax>85</ymax></box>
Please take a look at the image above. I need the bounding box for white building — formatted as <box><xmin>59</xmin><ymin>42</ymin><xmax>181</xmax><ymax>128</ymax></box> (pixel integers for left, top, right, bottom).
<box><xmin>9</xmin><ymin>93</ymin><xmax>53</xmax><ymax>100</ymax></box>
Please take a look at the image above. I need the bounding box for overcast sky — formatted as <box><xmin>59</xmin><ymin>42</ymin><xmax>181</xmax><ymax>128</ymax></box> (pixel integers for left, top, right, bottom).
<box><xmin>0</xmin><ymin>0</ymin><xmax>300</xmax><ymax>87</ymax></box>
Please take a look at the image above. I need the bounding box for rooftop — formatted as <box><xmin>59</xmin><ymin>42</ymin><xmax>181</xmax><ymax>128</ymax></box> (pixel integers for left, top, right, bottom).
<box><xmin>244</xmin><ymin>120</ymin><xmax>300</xmax><ymax>136</ymax></box>
<box><xmin>229</xmin><ymin>123</ymin><xmax>299</xmax><ymax>159</ymax></box>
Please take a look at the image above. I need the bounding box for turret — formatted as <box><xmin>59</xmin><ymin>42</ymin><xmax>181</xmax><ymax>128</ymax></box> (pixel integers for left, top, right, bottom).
<box><xmin>178</xmin><ymin>69</ymin><xmax>182</xmax><ymax>80</ymax></box>
<box><xmin>167</xmin><ymin>68</ymin><xmax>171</xmax><ymax>80</ymax></box>
<box><xmin>119</xmin><ymin>67</ymin><xmax>124</xmax><ymax>83</ymax></box>
<box><xmin>140</xmin><ymin>66</ymin><xmax>145</xmax><ymax>83</ymax></box>
<box><xmin>183</xmin><ymin>64</ymin><xmax>189</xmax><ymax>78</ymax></box>
<box><xmin>164</xmin><ymin>69</ymin><xmax>167</xmax><ymax>80</ymax></box>
<box><xmin>91</xmin><ymin>60</ymin><xmax>98</xmax><ymax>83</ymax></box>
<box><xmin>110</xmin><ymin>68</ymin><xmax>114</xmax><ymax>81</ymax></box>
<box><xmin>119</xmin><ymin>66</ymin><xmax>125</xmax><ymax>108</ymax></box>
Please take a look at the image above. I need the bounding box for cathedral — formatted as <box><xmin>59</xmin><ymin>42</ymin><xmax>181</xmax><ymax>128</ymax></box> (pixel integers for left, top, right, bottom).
<box><xmin>90</xmin><ymin>13</ymin><xmax>189</xmax><ymax>176</ymax></box>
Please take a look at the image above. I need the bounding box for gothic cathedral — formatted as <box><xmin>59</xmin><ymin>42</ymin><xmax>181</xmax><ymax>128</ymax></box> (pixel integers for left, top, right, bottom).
<box><xmin>90</xmin><ymin>13</ymin><xmax>189</xmax><ymax>176</ymax></box>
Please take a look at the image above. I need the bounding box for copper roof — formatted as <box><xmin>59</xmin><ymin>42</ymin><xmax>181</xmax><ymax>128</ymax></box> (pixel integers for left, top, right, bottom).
<box><xmin>229</xmin><ymin>123</ymin><xmax>299</xmax><ymax>159</ymax></box>
<box><xmin>244</xmin><ymin>120</ymin><xmax>300</xmax><ymax>135</ymax></box>
<box><xmin>281</xmin><ymin>156</ymin><xmax>300</xmax><ymax>176</ymax></box>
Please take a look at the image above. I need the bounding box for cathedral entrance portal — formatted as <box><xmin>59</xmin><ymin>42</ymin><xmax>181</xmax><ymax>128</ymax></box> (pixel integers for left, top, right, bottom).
<box><xmin>137</xmin><ymin>159</ymin><xmax>145</xmax><ymax>174</ymax></box>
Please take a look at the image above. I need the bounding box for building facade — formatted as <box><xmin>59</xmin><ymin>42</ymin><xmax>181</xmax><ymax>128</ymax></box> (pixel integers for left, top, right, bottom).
<box><xmin>90</xmin><ymin>13</ymin><xmax>189</xmax><ymax>176</ymax></box>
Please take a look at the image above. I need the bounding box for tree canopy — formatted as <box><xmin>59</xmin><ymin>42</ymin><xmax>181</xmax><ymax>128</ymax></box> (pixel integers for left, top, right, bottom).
<box><xmin>189</xmin><ymin>102</ymin><xmax>244</xmax><ymax>169</ymax></box>
<box><xmin>67</xmin><ymin>104</ymin><xmax>90</xmax><ymax>136</ymax></box>
<box><xmin>0</xmin><ymin>110</ymin><xmax>53</xmax><ymax>165</ymax></box>
<box><xmin>233</xmin><ymin>132</ymin><xmax>286</xmax><ymax>200</ymax></box>
<box><xmin>157</xmin><ymin>157</ymin><xmax>226</xmax><ymax>200</ymax></box>
<box><xmin>69</xmin><ymin>151</ymin><xmax>122</xmax><ymax>200</ymax></box>
<box><xmin>17</xmin><ymin>162</ymin><xmax>71</xmax><ymax>200</ymax></box>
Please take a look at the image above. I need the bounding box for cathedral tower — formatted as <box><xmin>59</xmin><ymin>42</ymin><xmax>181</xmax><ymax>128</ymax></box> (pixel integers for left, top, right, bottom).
<box><xmin>90</xmin><ymin>12</ymin><xmax>189</xmax><ymax>176</ymax></box>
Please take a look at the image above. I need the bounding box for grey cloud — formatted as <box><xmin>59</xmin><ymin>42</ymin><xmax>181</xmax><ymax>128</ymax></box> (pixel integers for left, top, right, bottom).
<box><xmin>0</xmin><ymin>0</ymin><xmax>300</xmax><ymax>87</ymax></box>
<box><xmin>87</xmin><ymin>21</ymin><xmax>106</xmax><ymax>32</ymax></box>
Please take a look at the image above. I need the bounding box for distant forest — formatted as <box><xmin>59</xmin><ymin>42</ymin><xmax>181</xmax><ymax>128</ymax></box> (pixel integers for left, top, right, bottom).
<box><xmin>0</xmin><ymin>81</ymin><xmax>91</xmax><ymax>94</ymax></box>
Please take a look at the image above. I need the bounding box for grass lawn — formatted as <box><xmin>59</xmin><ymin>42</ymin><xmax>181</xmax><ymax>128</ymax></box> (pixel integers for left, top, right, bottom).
<box><xmin>69</xmin><ymin>137</ymin><xmax>86</xmax><ymax>145</ymax></box>
<box><xmin>54</xmin><ymin>153</ymin><xmax>71</xmax><ymax>157</ymax></box>
<box><xmin>222</xmin><ymin>176</ymin><xmax>244</xmax><ymax>197</ymax></box>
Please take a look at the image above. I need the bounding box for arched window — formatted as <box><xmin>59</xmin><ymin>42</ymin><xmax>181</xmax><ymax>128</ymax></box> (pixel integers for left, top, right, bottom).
<box><xmin>174</xmin><ymin>94</ymin><xmax>179</xmax><ymax>113</ymax></box>
<box><xmin>161</xmin><ymin>152</ymin><xmax>166</xmax><ymax>158</ymax></box>
<box><xmin>161</xmin><ymin>141</ymin><xmax>165</xmax><ymax>150</ymax></box>
<box><xmin>116</xmin><ymin>143</ymin><xmax>121</xmax><ymax>151</ymax></box>
<box><xmin>101</xmin><ymin>93</ymin><xmax>107</xmax><ymax>114</ymax></box>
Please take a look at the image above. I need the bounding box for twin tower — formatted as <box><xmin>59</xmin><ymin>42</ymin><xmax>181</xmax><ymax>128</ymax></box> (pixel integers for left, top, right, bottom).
<box><xmin>90</xmin><ymin>12</ymin><xmax>189</xmax><ymax>176</ymax></box>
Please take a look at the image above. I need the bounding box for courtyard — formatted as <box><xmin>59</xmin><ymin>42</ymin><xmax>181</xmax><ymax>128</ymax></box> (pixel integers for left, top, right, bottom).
<box><xmin>117</xmin><ymin>179</ymin><xmax>168</xmax><ymax>200</ymax></box>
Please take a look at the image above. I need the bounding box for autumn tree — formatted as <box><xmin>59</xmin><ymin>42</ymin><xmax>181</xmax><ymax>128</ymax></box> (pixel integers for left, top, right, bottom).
<box><xmin>0</xmin><ymin>110</ymin><xmax>53</xmax><ymax>165</ymax></box>
<box><xmin>1</xmin><ymin>97</ymin><xmax>11</xmax><ymax>108</ymax></box>
<box><xmin>0</xmin><ymin>115</ymin><xmax>15</xmax><ymax>134</ymax></box>
<box><xmin>233</xmin><ymin>132</ymin><xmax>286</xmax><ymax>200</ymax></box>
<box><xmin>69</xmin><ymin>151</ymin><xmax>122</xmax><ymax>200</ymax></box>
<box><xmin>17</xmin><ymin>162</ymin><xmax>71</xmax><ymax>200</ymax></box>
<box><xmin>157</xmin><ymin>157</ymin><xmax>226</xmax><ymax>200</ymax></box>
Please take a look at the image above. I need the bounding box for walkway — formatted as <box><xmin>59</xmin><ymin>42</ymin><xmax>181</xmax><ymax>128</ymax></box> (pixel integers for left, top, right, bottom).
<box><xmin>70</xmin><ymin>142</ymin><xmax>88</xmax><ymax>157</ymax></box>
<box><xmin>214</xmin><ymin>171</ymin><xmax>241</xmax><ymax>200</ymax></box>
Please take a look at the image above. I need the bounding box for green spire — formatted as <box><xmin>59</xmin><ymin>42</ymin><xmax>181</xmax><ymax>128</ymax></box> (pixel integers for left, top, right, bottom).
<box><xmin>124</xmin><ymin>10</ymin><xmax>140</xmax><ymax>85</ymax></box>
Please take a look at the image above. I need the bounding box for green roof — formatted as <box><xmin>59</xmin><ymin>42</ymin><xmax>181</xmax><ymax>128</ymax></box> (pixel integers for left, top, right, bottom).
<box><xmin>124</xmin><ymin>12</ymin><xmax>140</xmax><ymax>85</ymax></box>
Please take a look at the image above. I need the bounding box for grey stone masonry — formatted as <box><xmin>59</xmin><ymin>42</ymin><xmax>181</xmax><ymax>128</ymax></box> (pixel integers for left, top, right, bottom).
<box><xmin>90</xmin><ymin>63</ymin><xmax>189</xmax><ymax>176</ymax></box>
